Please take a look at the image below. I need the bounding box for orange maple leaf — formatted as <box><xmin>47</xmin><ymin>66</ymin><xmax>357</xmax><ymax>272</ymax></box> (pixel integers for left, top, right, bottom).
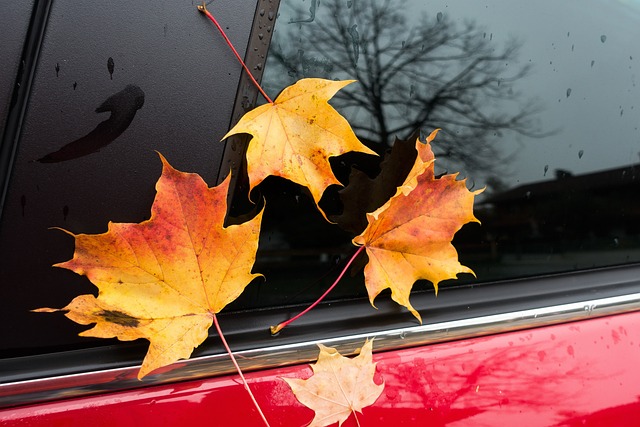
<box><xmin>284</xmin><ymin>339</ymin><xmax>384</xmax><ymax>427</ymax></box>
<box><xmin>352</xmin><ymin>130</ymin><xmax>481</xmax><ymax>322</ymax></box>
<box><xmin>35</xmin><ymin>154</ymin><xmax>263</xmax><ymax>378</ymax></box>
<box><xmin>223</xmin><ymin>78</ymin><xmax>377</xmax><ymax>218</ymax></box>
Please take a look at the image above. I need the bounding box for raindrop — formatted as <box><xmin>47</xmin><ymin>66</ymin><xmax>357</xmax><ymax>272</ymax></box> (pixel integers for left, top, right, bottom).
<box><xmin>73</xmin><ymin>81</ymin><xmax>77</xmax><ymax>90</ymax></box>
<box><xmin>20</xmin><ymin>194</ymin><xmax>26</xmax><ymax>217</ymax></box>
<box><xmin>63</xmin><ymin>205</ymin><xmax>69</xmax><ymax>221</ymax></box>
<box><xmin>571</xmin><ymin>44</ymin><xmax>574</xmax><ymax>51</ymax></box>
<box><xmin>620</xmin><ymin>109</ymin><xmax>624</xmax><ymax>116</ymax></box>
<box><xmin>399</xmin><ymin>331</ymin><xmax>406</xmax><ymax>339</ymax></box>
<box><xmin>437</xmin><ymin>12</ymin><xmax>443</xmax><ymax>22</ymax></box>
<box><xmin>567</xmin><ymin>31</ymin><xmax>570</xmax><ymax>37</ymax></box>
<box><xmin>401</xmin><ymin>40</ymin><xmax>405</xmax><ymax>48</ymax></box>
<box><xmin>544</xmin><ymin>165</ymin><xmax>549</xmax><ymax>176</ymax></box>
<box><xmin>525</xmin><ymin>191</ymin><xmax>532</xmax><ymax>199</ymax></box>
<box><xmin>258</xmin><ymin>33</ymin><xmax>264</xmax><ymax>40</ymax></box>
<box><xmin>591</xmin><ymin>60</ymin><xmax>595</xmax><ymax>67</ymax></box>
<box><xmin>566</xmin><ymin>88</ymin><xmax>572</xmax><ymax>98</ymax></box>
<box><xmin>55</xmin><ymin>63</ymin><xmax>60</xmax><ymax>77</ymax></box>
<box><xmin>255</xmin><ymin>63</ymin><xmax>263</xmax><ymax>71</ymax></box>
<box><xmin>268</xmin><ymin>11</ymin><xmax>275</xmax><ymax>20</ymax></box>
<box><xmin>259</xmin><ymin>8</ymin><xmax>265</xmax><ymax>16</ymax></box>
<box><xmin>613</xmin><ymin>237</ymin><xmax>620</xmax><ymax>247</ymax></box>
<box><xmin>578</xmin><ymin>150</ymin><xmax>584</xmax><ymax>159</ymax></box>
<box><xmin>600</xmin><ymin>35</ymin><xmax>607</xmax><ymax>43</ymax></box>
<box><xmin>107</xmin><ymin>57</ymin><xmax>115</xmax><ymax>80</ymax></box>
<box><xmin>490</xmin><ymin>33</ymin><xmax>493</xmax><ymax>41</ymax></box>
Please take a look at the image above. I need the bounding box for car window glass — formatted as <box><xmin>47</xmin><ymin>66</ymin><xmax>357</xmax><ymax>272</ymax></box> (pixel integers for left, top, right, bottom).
<box><xmin>255</xmin><ymin>0</ymin><xmax>640</xmax><ymax>288</ymax></box>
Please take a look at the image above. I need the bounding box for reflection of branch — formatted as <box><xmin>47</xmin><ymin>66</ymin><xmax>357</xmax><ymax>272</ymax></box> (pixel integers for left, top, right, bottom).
<box><xmin>265</xmin><ymin>0</ymin><xmax>547</xmax><ymax>175</ymax></box>
<box><xmin>289</xmin><ymin>0</ymin><xmax>318</xmax><ymax>23</ymax></box>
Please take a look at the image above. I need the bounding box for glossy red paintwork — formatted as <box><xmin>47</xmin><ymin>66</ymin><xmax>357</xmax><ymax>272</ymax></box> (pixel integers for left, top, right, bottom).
<box><xmin>2</xmin><ymin>311</ymin><xmax>640</xmax><ymax>426</ymax></box>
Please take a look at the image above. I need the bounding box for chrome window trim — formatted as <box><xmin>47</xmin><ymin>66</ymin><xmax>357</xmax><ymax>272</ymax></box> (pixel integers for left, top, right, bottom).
<box><xmin>2</xmin><ymin>292</ymin><xmax>640</xmax><ymax>409</ymax></box>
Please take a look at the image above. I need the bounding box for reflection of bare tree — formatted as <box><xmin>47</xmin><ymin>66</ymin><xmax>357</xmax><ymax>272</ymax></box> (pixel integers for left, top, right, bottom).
<box><xmin>264</xmin><ymin>0</ymin><xmax>544</xmax><ymax>175</ymax></box>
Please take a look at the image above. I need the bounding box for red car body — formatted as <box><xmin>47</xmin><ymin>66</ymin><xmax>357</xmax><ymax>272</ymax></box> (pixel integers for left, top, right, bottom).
<box><xmin>2</xmin><ymin>309</ymin><xmax>640</xmax><ymax>426</ymax></box>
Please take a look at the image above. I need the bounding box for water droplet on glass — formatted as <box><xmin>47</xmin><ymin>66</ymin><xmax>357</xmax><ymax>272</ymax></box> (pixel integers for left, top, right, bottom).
<box><xmin>591</xmin><ymin>60</ymin><xmax>595</xmax><ymax>67</ymax></box>
<box><xmin>544</xmin><ymin>165</ymin><xmax>549</xmax><ymax>176</ymax></box>
<box><xmin>600</xmin><ymin>35</ymin><xmax>607</xmax><ymax>43</ymax></box>
<box><xmin>613</xmin><ymin>237</ymin><xmax>620</xmax><ymax>247</ymax></box>
<box><xmin>525</xmin><ymin>191</ymin><xmax>531</xmax><ymax>199</ymax></box>
<box><xmin>259</xmin><ymin>8</ymin><xmax>265</xmax><ymax>16</ymax></box>
<box><xmin>258</xmin><ymin>33</ymin><xmax>264</xmax><ymax>40</ymax></box>
<box><xmin>107</xmin><ymin>57</ymin><xmax>115</xmax><ymax>80</ymax></box>
<box><xmin>437</xmin><ymin>12</ymin><xmax>443</xmax><ymax>22</ymax></box>
<box><xmin>268</xmin><ymin>11</ymin><xmax>275</xmax><ymax>20</ymax></box>
<box><xmin>401</xmin><ymin>40</ymin><xmax>405</xmax><ymax>48</ymax></box>
<box><xmin>399</xmin><ymin>331</ymin><xmax>406</xmax><ymax>339</ymax></box>
<box><xmin>566</xmin><ymin>88</ymin><xmax>572</xmax><ymax>98</ymax></box>
<box><xmin>578</xmin><ymin>150</ymin><xmax>584</xmax><ymax>159</ymax></box>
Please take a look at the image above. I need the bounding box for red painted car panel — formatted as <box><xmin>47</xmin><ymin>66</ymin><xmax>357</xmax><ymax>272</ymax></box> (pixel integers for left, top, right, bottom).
<box><xmin>3</xmin><ymin>311</ymin><xmax>639</xmax><ymax>426</ymax></box>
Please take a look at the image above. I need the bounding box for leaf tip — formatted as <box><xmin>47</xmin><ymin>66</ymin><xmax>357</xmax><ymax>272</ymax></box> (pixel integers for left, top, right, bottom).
<box><xmin>31</xmin><ymin>307</ymin><xmax>61</xmax><ymax>313</ymax></box>
<box><xmin>425</xmin><ymin>128</ymin><xmax>441</xmax><ymax>143</ymax></box>
<box><xmin>410</xmin><ymin>307</ymin><xmax>423</xmax><ymax>324</ymax></box>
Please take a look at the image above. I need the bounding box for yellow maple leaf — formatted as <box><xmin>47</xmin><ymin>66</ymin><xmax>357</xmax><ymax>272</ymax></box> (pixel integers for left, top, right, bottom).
<box><xmin>35</xmin><ymin>154</ymin><xmax>263</xmax><ymax>378</ymax></box>
<box><xmin>353</xmin><ymin>131</ymin><xmax>481</xmax><ymax>322</ymax></box>
<box><xmin>284</xmin><ymin>339</ymin><xmax>384</xmax><ymax>427</ymax></box>
<box><xmin>224</xmin><ymin>78</ymin><xmax>377</xmax><ymax>218</ymax></box>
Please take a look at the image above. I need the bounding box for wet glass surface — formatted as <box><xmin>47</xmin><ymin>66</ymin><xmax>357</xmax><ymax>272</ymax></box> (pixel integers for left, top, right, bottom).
<box><xmin>238</xmin><ymin>0</ymin><xmax>640</xmax><ymax>308</ymax></box>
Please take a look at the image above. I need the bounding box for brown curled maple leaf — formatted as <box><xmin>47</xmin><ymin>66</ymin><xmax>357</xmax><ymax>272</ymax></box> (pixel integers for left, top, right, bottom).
<box><xmin>35</xmin><ymin>154</ymin><xmax>263</xmax><ymax>378</ymax></box>
<box><xmin>353</xmin><ymin>130</ymin><xmax>481</xmax><ymax>322</ymax></box>
<box><xmin>284</xmin><ymin>339</ymin><xmax>384</xmax><ymax>427</ymax></box>
<box><xmin>330</xmin><ymin>132</ymin><xmax>422</xmax><ymax>234</ymax></box>
<box><xmin>223</xmin><ymin>78</ymin><xmax>377</xmax><ymax>218</ymax></box>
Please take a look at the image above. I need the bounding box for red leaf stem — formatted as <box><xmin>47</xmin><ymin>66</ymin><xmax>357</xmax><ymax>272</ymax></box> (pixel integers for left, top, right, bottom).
<box><xmin>213</xmin><ymin>313</ymin><xmax>271</xmax><ymax>427</ymax></box>
<box><xmin>198</xmin><ymin>3</ymin><xmax>273</xmax><ymax>104</ymax></box>
<box><xmin>271</xmin><ymin>245</ymin><xmax>366</xmax><ymax>334</ymax></box>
